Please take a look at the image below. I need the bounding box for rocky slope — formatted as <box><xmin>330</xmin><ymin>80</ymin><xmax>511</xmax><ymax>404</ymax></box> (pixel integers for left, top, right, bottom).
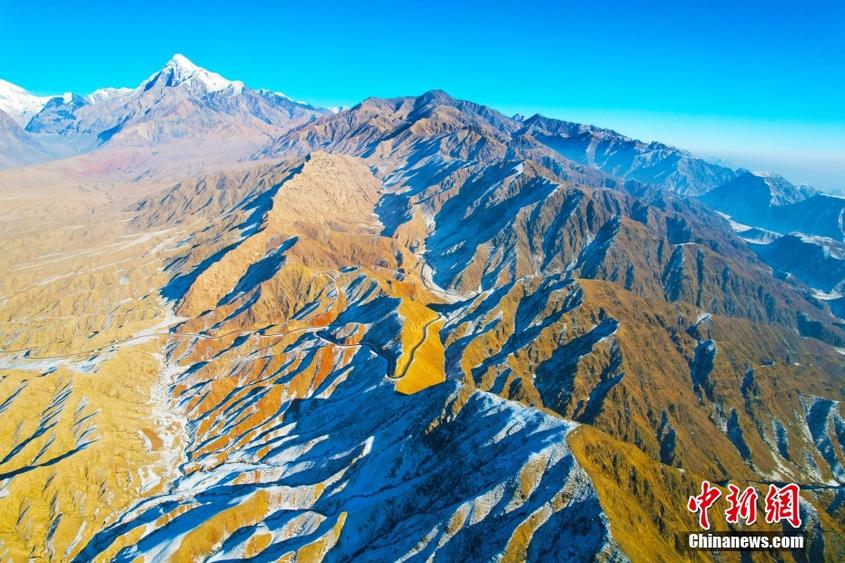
<box><xmin>0</xmin><ymin>109</ymin><xmax>53</xmax><ymax>169</ymax></box>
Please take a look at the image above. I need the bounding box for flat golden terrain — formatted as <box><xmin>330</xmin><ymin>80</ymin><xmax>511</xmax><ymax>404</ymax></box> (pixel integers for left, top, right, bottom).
<box><xmin>0</xmin><ymin>168</ymin><xmax>188</xmax><ymax>561</ymax></box>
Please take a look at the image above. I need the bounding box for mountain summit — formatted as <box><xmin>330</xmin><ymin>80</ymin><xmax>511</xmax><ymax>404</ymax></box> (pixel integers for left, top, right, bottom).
<box><xmin>141</xmin><ymin>53</ymin><xmax>237</xmax><ymax>94</ymax></box>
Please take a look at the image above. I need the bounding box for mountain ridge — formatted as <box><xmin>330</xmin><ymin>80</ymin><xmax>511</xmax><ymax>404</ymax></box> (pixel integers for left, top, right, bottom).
<box><xmin>0</xmin><ymin>58</ymin><xmax>829</xmax><ymax>209</ymax></box>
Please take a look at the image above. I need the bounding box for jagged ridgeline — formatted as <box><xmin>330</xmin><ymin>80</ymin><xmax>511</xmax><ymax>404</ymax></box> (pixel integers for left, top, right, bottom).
<box><xmin>0</xmin><ymin>58</ymin><xmax>843</xmax><ymax>562</ymax></box>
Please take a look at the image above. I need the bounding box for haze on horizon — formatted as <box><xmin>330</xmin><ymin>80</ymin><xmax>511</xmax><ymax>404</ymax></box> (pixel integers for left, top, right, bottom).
<box><xmin>1</xmin><ymin>0</ymin><xmax>842</xmax><ymax>191</ymax></box>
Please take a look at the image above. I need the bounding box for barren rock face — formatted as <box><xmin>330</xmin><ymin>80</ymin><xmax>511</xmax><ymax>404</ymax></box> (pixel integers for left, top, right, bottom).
<box><xmin>0</xmin><ymin>58</ymin><xmax>843</xmax><ymax>562</ymax></box>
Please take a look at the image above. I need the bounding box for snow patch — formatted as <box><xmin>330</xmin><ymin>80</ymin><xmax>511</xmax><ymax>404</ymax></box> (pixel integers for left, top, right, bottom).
<box><xmin>0</xmin><ymin>78</ymin><xmax>54</xmax><ymax>125</ymax></box>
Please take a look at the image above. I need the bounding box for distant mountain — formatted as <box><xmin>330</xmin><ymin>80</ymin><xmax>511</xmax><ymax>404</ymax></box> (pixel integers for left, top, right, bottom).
<box><xmin>700</xmin><ymin>170</ymin><xmax>821</xmax><ymax>227</ymax></box>
<box><xmin>710</xmin><ymin>170</ymin><xmax>816</xmax><ymax>206</ymax></box>
<box><xmin>738</xmin><ymin>225</ymin><xmax>845</xmax><ymax>321</ymax></box>
<box><xmin>516</xmin><ymin>114</ymin><xmax>740</xmax><ymax>195</ymax></box>
<box><xmin>26</xmin><ymin>54</ymin><xmax>326</xmax><ymax>156</ymax></box>
<box><xmin>0</xmin><ymin>78</ymin><xmax>53</xmax><ymax>126</ymax></box>
<box><xmin>0</xmin><ymin>54</ymin><xmax>333</xmax><ymax>176</ymax></box>
<box><xmin>699</xmin><ymin>171</ymin><xmax>845</xmax><ymax>306</ymax></box>
<box><xmin>751</xmin><ymin>234</ymin><xmax>845</xmax><ymax>295</ymax></box>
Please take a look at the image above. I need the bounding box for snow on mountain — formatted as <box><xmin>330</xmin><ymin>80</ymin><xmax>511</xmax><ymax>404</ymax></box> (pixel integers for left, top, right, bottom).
<box><xmin>256</xmin><ymin>87</ymin><xmax>293</xmax><ymax>101</ymax></box>
<box><xmin>700</xmin><ymin>170</ymin><xmax>816</xmax><ymax>219</ymax></box>
<box><xmin>139</xmin><ymin>53</ymin><xmax>233</xmax><ymax>94</ymax></box>
<box><xmin>0</xmin><ymin>78</ymin><xmax>53</xmax><ymax>126</ymax></box>
<box><xmin>24</xmin><ymin>54</ymin><xmax>326</xmax><ymax>162</ymax></box>
<box><xmin>84</xmin><ymin>87</ymin><xmax>132</xmax><ymax>104</ymax></box>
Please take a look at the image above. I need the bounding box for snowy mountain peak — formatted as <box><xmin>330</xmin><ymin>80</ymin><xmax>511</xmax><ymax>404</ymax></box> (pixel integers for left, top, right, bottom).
<box><xmin>167</xmin><ymin>53</ymin><xmax>195</xmax><ymax>69</ymax></box>
<box><xmin>145</xmin><ymin>53</ymin><xmax>232</xmax><ymax>93</ymax></box>
<box><xmin>0</xmin><ymin>79</ymin><xmax>53</xmax><ymax>126</ymax></box>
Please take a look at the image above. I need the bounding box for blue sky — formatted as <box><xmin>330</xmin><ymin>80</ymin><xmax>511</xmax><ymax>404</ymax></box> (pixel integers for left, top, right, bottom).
<box><xmin>1</xmin><ymin>0</ymin><xmax>843</xmax><ymax>190</ymax></box>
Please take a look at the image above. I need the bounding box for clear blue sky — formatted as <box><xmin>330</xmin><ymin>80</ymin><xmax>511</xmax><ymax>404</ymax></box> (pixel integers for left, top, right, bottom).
<box><xmin>1</xmin><ymin>0</ymin><xmax>843</xmax><ymax>190</ymax></box>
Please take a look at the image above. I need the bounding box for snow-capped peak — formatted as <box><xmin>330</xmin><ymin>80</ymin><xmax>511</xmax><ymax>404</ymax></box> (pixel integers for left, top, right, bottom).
<box><xmin>85</xmin><ymin>87</ymin><xmax>132</xmax><ymax>105</ymax></box>
<box><xmin>0</xmin><ymin>79</ymin><xmax>54</xmax><ymax>126</ymax></box>
<box><xmin>143</xmin><ymin>53</ymin><xmax>233</xmax><ymax>93</ymax></box>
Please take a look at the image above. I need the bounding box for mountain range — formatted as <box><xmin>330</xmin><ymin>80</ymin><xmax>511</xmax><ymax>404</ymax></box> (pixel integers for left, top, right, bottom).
<box><xmin>0</xmin><ymin>55</ymin><xmax>325</xmax><ymax>177</ymax></box>
<box><xmin>0</xmin><ymin>55</ymin><xmax>842</xmax><ymax>562</ymax></box>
